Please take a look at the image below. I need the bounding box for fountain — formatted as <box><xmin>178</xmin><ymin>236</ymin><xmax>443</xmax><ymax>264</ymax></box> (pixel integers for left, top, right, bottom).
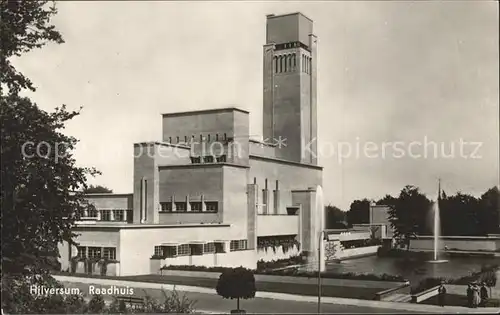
<box><xmin>309</xmin><ymin>185</ymin><xmax>326</xmax><ymax>272</ymax></box>
<box><xmin>427</xmin><ymin>180</ymin><xmax>448</xmax><ymax>264</ymax></box>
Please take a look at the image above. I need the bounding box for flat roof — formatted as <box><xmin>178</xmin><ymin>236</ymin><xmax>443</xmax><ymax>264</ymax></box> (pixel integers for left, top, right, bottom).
<box><xmin>133</xmin><ymin>141</ymin><xmax>190</xmax><ymax>149</ymax></box>
<box><xmin>162</xmin><ymin>107</ymin><xmax>249</xmax><ymax>117</ymax></box>
<box><xmin>266</xmin><ymin>12</ymin><xmax>313</xmax><ymax>23</ymax></box>
<box><xmin>84</xmin><ymin>193</ymin><xmax>132</xmax><ymax>197</ymax></box>
<box><xmin>74</xmin><ymin>223</ymin><xmax>231</xmax><ymax>229</ymax></box>
<box><xmin>250</xmin><ymin>154</ymin><xmax>323</xmax><ymax>170</ymax></box>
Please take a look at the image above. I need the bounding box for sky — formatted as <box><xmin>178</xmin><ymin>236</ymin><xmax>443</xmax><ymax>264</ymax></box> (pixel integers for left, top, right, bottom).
<box><xmin>14</xmin><ymin>1</ymin><xmax>499</xmax><ymax>210</ymax></box>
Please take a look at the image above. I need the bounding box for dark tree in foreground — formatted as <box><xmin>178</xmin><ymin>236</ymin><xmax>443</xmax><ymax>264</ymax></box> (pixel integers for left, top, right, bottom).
<box><xmin>216</xmin><ymin>267</ymin><xmax>256</xmax><ymax>313</ymax></box>
<box><xmin>1</xmin><ymin>1</ymin><xmax>99</xmax><ymax>312</ymax></box>
<box><xmin>84</xmin><ymin>185</ymin><xmax>113</xmax><ymax>194</ymax></box>
<box><xmin>1</xmin><ymin>0</ymin><xmax>64</xmax><ymax>95</ymax></box>
<box><xmin>388</xmin><ymin>185</ymin><xmax>431</xmax><ymax>250</ymax></box>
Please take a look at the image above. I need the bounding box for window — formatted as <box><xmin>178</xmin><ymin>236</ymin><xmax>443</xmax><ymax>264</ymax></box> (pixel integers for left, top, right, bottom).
<box><xmin>205</xmin><ymin>201</ymin><xmax>218</xmax><ymax>212</ymax></box>
<box><xmin>101</xmin><ymin>210</ymin><xmax>111</xmax><ymax>221</ymax></box>
<box><xmin>88</xmin><ymin>208</ymin><xmax>98</xmax><ymax>218</ymax></box>
<box><xmin>77</xmin><ymin>246</ymin><xmax>86</xmax><ymax>258</ymax></box>
<box><xmin>176</xmin><ymin>136</ymin><xmax>179</xmax><ymax>143</ymax></box>
<box><xmin>190</xmin><ymin>156</ymin><xmax>201</xmax><ymax>164</ymax></box>
<box><xmin>175</xmin><ymin>202</ymin><xmax>187</xmax><ymax>212</ymax></box>
<box><xmin>185</xmin><ymin>136</ymin><xmax>188</xmax><ymax>143</ymax></box>
<box><xmin>177</xmin><ymin>244</ymin><xmax>190</xmax><ymax>256</ymax></box>
<box><xmin>215</xmin><ymin>242</ymin><xmax>225</xmax><ymax>253</ymax></box>
<box><xmin>208</xmin><ymin>134</ymin><xmax>211</xmax><ymax>142</ymax></box>
<box><xmin>154</xmin><ymin>246</ymin><xmax>163</xmax><ymax>256</ymax></box>
<box><xmin>160</xmin><ymin>202</ymin><xmax>172</xmax><ymax>212</ymax></box>
<box><xmin>203</xmin><ymin>156</ymin><xmax>214</xmax><ymax>163</ymax></box>
<box><xmin>230</xmin><ymin>240</ymin><xmax>247</xmax><ymax>252</ymax></box>
<box><xmin>113</xmin><ymin>210</ymin><xmax>124</xmax><ymax>221</ymax></box>
<box><xmin>103</xmin><ymin>247</ymin><xmax>116</xmax><ymax>260</ymax></box>
<box><xmin>216</xmin><ymin>134</ymin><xmax>219</xmax><ymax>141</ymax></box>
<box><xmin>190</xmin><ymin>244</ymin><xmax>203</xmax><ymax>256</ymax></box>
<box><xmin>204</xmin><ymin>242</ymin><xmax>215</xmax><ymax>253</ymax></box>
<box><xmin>190</xmin><ymin>202</ymin><xmax>202</xmax><ymax>212</ymax></box>
<box><xmin>216</xmin><ymin>155</ymin><xmax>226</xmax><ymax>163</ymax></box>
<box><xmin>88</xmin><ymin>247</ymin><xmax>102</xmax><ymax>259</ymax></box>
<box><xmin>164</xmin><ymin>246</ymin><xmax>177</xmax><ymax>258</ymax></box>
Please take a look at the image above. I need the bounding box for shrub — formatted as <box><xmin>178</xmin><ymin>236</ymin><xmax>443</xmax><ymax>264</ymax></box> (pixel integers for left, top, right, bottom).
<box><xmin>216</xmin><ymin>267</ymin><xmax>256</xmax><ymax>312</ymax></box>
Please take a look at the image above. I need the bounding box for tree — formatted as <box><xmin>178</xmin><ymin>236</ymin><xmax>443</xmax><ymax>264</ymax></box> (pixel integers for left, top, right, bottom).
<box><xmin>1</xmin><ymin>0</ymin><xmax>64</xmax><ymax>95</ymax></box>
<box><xmin>478</xmin><ymin>187</ymin><xmax>500</xmax><ymax>235</ymax></box>
<box><xmin>376</xmin><ymin>194</ymin><xmax>397</xmax><ymax>207</ymax></box>
<box><xmin>388</xmin><ymin>186</ymin><xmax>431</xmax><ymax>250</ymax></box>
<box><xmin>216</xmin><ymin>267</ymin><xmax>256</xmax><ymax>313</ymax></box>
<box><xmin>1</xmin><ymin>1</ymin><xmax>99</xmax><ymax>312</ymax></box>
<box><xmin>346</xmin><ymin>199</ymin><xmax>371</xmax><ymax>226</ymax></box>
<box><xmin>84</xmin><ymin>185</ymin><xmax>113</xmax><ymax>194</ymax></box>
<box><xmin>440</xmin><ymin>192</ymin><xmax>481</xmax><ymax>236</ymax></box>
<box><xmin>325</xmin><ymin>204</ymin><xmax>346</xmax><ymax>229</ymax></box>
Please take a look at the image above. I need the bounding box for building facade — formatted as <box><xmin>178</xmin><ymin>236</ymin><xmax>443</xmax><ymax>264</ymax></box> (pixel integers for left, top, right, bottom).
<box><xmin>59</xmin><ymin>12</ymin><xmax>324</xmax><ymax>277</ymax></box>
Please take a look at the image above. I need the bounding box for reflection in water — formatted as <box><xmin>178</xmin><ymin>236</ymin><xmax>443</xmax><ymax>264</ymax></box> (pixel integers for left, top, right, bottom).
<box><xmin>326</xmin><ymin>255</ymin><xmax>499</xmax><ymax>286</ymax></box>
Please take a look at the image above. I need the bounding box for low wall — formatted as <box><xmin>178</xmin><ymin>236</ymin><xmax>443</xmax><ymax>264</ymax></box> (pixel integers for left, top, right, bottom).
<box><xmin>411</xmin><ymin>285</ymin><xmax>440</xmax><ymax>303</ymax></box>
<box><xmin>256</xmin><ymin>215</ymin><xmax>299</xmax><ymax>236</ymax></box>
<box><xmin>257</xmin><ymin>245</ymin><xmax>300</xmax><ymax>262</ymax></box>
<box><xmin>151</xmin><ymin>250</ymin><xmax>256</xmax><ymax>273</ymax></box>
<box><xmin>333</xmin><ymin>246</ymin><xmax>380</xmax><ymax>261</ymax></box>
<box><xmin>374</xmin><ymin>283</ymin><xmax>411</xmax><ymax>301</ymax></box>
<box><xmin>410</xmin><ymin>237</ymin><xmax>500</xmax><ymax>252</ymax></box>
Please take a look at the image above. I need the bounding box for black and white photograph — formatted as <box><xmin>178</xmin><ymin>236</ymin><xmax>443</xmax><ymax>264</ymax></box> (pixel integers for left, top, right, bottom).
<box><xmin>1</xmin><ymin>0</ymin><xmax>499</xmax><ymax>314</ymax></box>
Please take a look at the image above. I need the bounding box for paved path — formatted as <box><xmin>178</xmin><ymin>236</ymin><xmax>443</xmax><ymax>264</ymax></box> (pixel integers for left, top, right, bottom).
<box><xmin>55</xmin><ymin>275</ymin><xmax>500</xmax><ymax>314</ymax></box>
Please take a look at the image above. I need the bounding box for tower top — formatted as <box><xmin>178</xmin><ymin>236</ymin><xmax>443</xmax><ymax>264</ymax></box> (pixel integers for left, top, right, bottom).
<box><xmin>266</xmin><ymin>12</ymin><xmax>314</xmax><ymax>46</ymax></box>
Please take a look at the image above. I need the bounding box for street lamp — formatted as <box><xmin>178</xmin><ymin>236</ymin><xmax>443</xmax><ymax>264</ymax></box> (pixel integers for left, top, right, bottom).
<box><xmin>317</xmin><ymin>229</ymin><xmax>327</xmax><ymax>314</ymax></box>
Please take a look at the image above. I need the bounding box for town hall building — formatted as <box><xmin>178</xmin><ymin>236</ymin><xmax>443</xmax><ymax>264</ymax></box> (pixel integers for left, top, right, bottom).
<box><xmin>59</xmin><ymin>12</ymin><xmax>324</xmax><ymax>276</ymax></box>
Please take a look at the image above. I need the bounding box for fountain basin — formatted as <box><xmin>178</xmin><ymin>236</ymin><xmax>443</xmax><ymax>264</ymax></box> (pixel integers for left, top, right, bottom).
<box><xmin>426</xmin><ymin>259</ymin><xmax>449</xmax><ymax>264</ymax></box>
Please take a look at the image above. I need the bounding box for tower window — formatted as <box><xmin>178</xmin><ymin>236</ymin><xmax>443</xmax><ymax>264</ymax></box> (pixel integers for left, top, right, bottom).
<box><xmin>284</xmin><ymin>55</ymin><xmax>288</xmax><ymax>72</ymax></box>
<box><xmin>185</xmin><ymin>136</ymin><xmax>187</xmax><ymax>143</ymax></box>
<box><xmin>208</xmin><ymin>134</ymin><xmax>210</xmax><ymax>142</ymax></box>
<box><xmin>216</xmin><ymin>134</ymin><xmax>219</xmax><ymax>141</ymax></box>
<box><xmin>274</xmin><ymin>57</ymin><xmax>278</xmax><ymax>73</ymax></box>
<box><xmin>168</xmin><ymin>137</ymin><xmax>172</xmax><ymax>143</ymax></box>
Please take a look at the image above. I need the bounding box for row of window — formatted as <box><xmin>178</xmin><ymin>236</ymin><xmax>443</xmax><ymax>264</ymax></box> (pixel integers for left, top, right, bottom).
<box><xmin>167</xmin><ymin>134</ymin><xmax>228</xmax><ymax>144</ymax></box>
<box><xmin>274</xmin><ymin>41</ymin><xmax>310</xmax><ymax>52</ymax></box>
<box><xmin>159</xmin><ymin>201</ymin><xmax>218</xmax><ymax>213</ymax></box>
<box><xmin>77</xmin><ymin>246</ymin><xmax>116</xmax><ymax>260</ymax></box>
<box><xmin>100</xmin><ymin>210</ymin><xmax>132</xmax><ymax>222</ymax></box>
<box><xmin>273</xmin><ymin>54</ymin><xmax>312</xmax><ymax>74</ymax></box>
<box><xmin>153</xmin><ymin>240</ymin><xmax>247</xmax><ymax>258</ymax></box>
<box><xmin>190</xmin><ymin>155</ymin><xmax>226</xmax><ymax>164</ymax></box>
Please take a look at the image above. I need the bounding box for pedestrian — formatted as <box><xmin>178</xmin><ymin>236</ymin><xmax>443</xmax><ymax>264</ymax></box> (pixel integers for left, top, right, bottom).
<box><xmin>472</xmin><ymin>283</ymin><xmax>481</xmax><ymax>308</ymax></box>
<box><xmin>480</xmin><ymin>282</ymin><xmax>488</xmax><ymax>306</ymax></box>
<box><xmin>467</xmin><ymin>284</ymin><xmax>473</xmax><ymax>308</ymax></box>
<box><xmin>438</xmin><ymin>282</ymin><xmax>447</xmax><ymax>307</ymax></box>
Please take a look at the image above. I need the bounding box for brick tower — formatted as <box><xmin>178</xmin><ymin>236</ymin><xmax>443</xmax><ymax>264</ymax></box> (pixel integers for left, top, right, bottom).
<box><xmin>262</xmin><ymin>13</ymin><xmax>318</xmax><ymax>165</ymax></box>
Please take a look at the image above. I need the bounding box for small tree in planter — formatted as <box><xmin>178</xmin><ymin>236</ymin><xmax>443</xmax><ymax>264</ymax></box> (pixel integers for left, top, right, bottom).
<box><xmin>216</xmin><ymin>267</ymin><xmax>256</xmax><ymax>313</ymax></box>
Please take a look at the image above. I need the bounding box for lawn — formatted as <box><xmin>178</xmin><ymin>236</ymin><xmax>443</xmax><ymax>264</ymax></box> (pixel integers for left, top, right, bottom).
<box><xmin>56</xmin><ymin>272</ymin><xmax>383</xmax><ymax>300</ymax></box>
<box><xmin>421</xmin><ymin>294</ymin><xmax>500</xmax><ymax>308</ymax></box>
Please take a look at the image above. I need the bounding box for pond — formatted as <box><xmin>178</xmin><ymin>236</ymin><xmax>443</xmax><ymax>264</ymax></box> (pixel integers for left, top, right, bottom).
<box><xmin>325</xmin><ymin>254</ymin><xmax>499</xmax><ymax>286</ymax></box>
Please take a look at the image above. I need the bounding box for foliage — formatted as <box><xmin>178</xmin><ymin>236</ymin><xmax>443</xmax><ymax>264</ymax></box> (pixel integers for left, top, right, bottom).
<box><xmin>257</xmin><ymin>235</ymin><xmax>299</xmax><ymax>253</ymax></box>
<box><xmin>1</xmin><ymin>0</ymin><xmax>64</xmax><ymax>95</ymax></box>
<box><xmin>84</xmin><ymin>184</ymin><xmax>113</xmax><ymax>194</ymax></box>
<box><xmin>1</xmin><ymin>274</ymin><xmax>196</xmax><ymax>313</ymax></box>
<box><xmin>346</xmin><ymin>199</ymin><xmax>371</xmax><ymax>226</ymax></box>
<box><xmin>325</xmin><ymin>204</ymin><xmax>346</xmax><ymax>228</ymax></box>
<box><xmin>481</xmin><ymin>269</ymin><xmax>497</xmax><ymax>288</ymax></box>
<box><xmin>388</xmin><ymin>186</ymin><xmax>431</xmax><ymax>250</ymax></box>
<box><xmin>216</xmin><ymin>267</ymin><xmax>256</xmax><ymax>311</ymax></box>
<box><xmin>257</xmin><ymin>255</ymin><xmax>306</xmax><ymax>271</ymax></box>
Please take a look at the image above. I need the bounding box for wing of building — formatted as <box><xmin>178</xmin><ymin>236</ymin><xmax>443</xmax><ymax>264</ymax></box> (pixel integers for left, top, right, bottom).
<box><xmin>59</xmin><ymin>12</ymin><xmax>324</xmax><ymax>276</ymax></box>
